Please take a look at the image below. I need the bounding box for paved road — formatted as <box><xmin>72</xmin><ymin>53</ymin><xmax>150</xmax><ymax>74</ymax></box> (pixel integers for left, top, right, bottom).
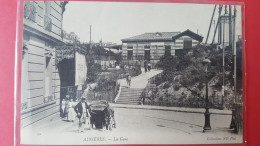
<box><xmin>21</xmin><ymin>108</ymin><xmax>242</xmax><ymax>145</ymax></box>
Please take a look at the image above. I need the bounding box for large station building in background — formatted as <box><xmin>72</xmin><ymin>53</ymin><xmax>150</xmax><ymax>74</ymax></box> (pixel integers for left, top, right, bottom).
<box><xmin>121</xmin><ymin>29</ymin><xmax>203</xmax><ymax>65</ymax></box>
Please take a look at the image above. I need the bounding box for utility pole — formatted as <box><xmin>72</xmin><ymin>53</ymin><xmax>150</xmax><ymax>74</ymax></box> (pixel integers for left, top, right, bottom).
<box><xmin>205</xmin><ymin>5</ymin><xmax>216</xmax><ymax>44</ymax></box>
<box><xmin>221</xmin><ymin>5</ymin><xmax>227</xmax><ymax>109</ymax></box>
<box><xmin>212</xmin><ymin>20</ymin><xmax>216</xmax><ymax>44</ymax></box>
<box><xmin>90</xmin><ymin>25</ymin><xmax>92</xmax><ymax>45</ymax></box>
<box><xmin>109</xmin><ymin>47</ymin><xmax>110</xmax><ymax>66</ymax></box>
<box><xmin>233</xmin><ymin>6</ymin><xmax>237</xmax><ymax>103</ymax></box>
<box><xmin>229</xmin><ymin>5</ymin><xmax>233</xmax><ymax>48</ymax></box>
<box><xmin>212</xmin><ymin>5</ymin><xmax>223</xmax><ymax>45</ymax></box>
<box><xmin>230</xmin><ymin>5</ymin><xmax>237</xmax><ymax>129</ymax></box>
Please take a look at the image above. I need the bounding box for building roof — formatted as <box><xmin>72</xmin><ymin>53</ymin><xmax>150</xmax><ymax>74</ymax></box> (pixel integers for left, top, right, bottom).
<box><xmin>121</xmin><ymin>29</ymin><xmax>203</xmax><ymax>42</ymax></box>
<box><xmin>121</xmin><ymin>32</ymin><xmax>180</xmax><ymax>42</ymax></box>
<box><xmin>172</xmin><ymin>29</ymin><xmax>203</xmax><ymax>42</ymax></box>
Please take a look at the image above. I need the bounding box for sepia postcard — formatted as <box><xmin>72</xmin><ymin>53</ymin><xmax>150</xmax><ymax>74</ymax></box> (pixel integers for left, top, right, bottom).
<box><xmin>17</xmin><ymin>1</ymin><xmax>244</xmax><ymax>145</ymax></box>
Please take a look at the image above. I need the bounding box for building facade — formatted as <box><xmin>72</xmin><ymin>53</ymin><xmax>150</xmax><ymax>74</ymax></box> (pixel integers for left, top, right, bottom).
<box><xmin>21</xmin><ymin>1</ymin><xmax>67</xmax><ymax>127</ymax></box>
<box><xmin>121</xmin><ymin>30</ymin><xmax>203</xmax><ymax>65</ymax></box>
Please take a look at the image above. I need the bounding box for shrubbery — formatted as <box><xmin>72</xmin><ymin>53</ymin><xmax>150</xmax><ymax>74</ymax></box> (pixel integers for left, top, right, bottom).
<box><xmin>86</xmin><ymin>59</ymin><xmax>102</xmax><ymax>83</ymax></box>
<box><xmin>148</xmin><ymin>42</ymin><xmax>243</xmax><ymax>109</ymax></box>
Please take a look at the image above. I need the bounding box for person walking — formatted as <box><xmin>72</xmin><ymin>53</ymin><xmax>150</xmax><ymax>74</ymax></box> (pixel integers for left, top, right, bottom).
<box><xmin>64</xmin><ymin>97</ymin><xmax>70</xmax><ymax>120</ymax></box>
<box><xmin>147</xmin><ymin>62</ymin><xmax>152</xmax><ymax>71</ymax></box>
<box><xmin>74</xmin><ymin>98</ymin><xmax>91</xmax><ymax>132</ymax></box>
<box><xmin>144</xmin><ymin>60</ymin><xmax>147</xmax><ymax>72</ymax></box>
<box><xmin>61</xmin><ymin>99</ymin><xmax>66</xmax><ymax>118</ymax></box>
<box><xmin>67</xmin><ymin>98</ymin><xmax>75</xmax><ymax>122</ymax></box>
<box><xmin>126</xmin><ymin>74</ymin><xmax>131</xmax><ymax>88</ymax></box>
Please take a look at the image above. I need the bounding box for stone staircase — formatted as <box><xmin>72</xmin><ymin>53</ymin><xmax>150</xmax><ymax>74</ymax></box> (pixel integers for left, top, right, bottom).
<box><xmin>116</xmin><ymin>88</ymin><xmax>143</xmax><ymax>105</ymax></box>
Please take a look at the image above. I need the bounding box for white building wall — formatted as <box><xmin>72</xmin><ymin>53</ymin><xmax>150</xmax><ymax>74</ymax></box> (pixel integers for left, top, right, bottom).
<box><xmin>21</xmin><ymin>1</ymin><xmax>63</xmax><ymax>128</ymax></box>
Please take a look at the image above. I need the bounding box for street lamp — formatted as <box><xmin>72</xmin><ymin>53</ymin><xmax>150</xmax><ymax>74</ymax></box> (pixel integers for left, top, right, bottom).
<box><xmin>202</xmin><ymin>58</ymin><xmax>212</xmax><ymax>132</ymax></box>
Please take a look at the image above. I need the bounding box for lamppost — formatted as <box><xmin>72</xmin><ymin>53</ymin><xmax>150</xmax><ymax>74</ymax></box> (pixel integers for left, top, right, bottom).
<box><xmin>203</xmin><ymin>58</ymin><xmax>211</xmax><ymax>132</ymax></box>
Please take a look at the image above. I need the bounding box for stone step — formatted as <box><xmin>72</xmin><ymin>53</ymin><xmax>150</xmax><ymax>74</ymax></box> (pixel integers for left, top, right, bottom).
<box><xmin>116</xmin><ymin>98</ymin><xmax>141</xmax><ymax>102</ymax></box>
<box><xmin>121</xmin><ymin>88</ymin><xmax>143</xmax><ymax>91</ymax></box>
<box><xmin>116</xmin><ymin>102</ymin><xmax>140</xmax><ymax>105</ymax></box>
<box><xmin>122</xmin><ymin>92</ymin><xmax>141</xmax><ymax>95</ymax></box>
<box><xmin>119</xmin><ymin>96</ymin><xmax>141</xmax><ymax>99</ymax></box>
<box><xmin>119</xmin><ymin>93</ymin><xmax>142</xmax><ymax>96</ymax></box>
<box><xmin>116</xmin><ymin>101</ymin><xmax>141</xmax><ymax>105</ymax></box>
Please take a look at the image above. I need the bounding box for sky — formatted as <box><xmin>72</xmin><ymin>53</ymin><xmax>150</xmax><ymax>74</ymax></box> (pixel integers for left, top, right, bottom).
<box><xmin>63</xmin><ymin>1</ymin><xmax>242</xmax><ymax>44</ymax></box>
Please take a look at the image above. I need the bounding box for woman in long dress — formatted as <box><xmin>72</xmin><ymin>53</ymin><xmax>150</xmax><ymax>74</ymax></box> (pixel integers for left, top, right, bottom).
<box><xmin>61</xmin><ymin>99</ymin><xmax>66</xmax><ymax>118</ymax></box>
<box><xmin>67</xmin><ymin>98</ymin><xmax>75</xmax><ymax>122</ymax></box>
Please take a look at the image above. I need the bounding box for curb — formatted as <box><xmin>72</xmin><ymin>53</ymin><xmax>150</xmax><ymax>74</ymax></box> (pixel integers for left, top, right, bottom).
<box><xmin>111</xmin><ymin>104</ymin><xmax>232</xmax><ymax>115</ymax></box>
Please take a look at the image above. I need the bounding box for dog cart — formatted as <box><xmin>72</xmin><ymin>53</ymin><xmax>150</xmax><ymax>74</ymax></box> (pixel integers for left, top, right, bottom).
<box><xmin>89</xmin><ymin>101</ymin><xmax>116</xmax><ymax>130</ymax></box>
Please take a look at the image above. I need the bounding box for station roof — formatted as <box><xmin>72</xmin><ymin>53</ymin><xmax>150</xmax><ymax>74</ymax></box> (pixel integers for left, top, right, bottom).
<box><xmin>121</xmin><ymin>32</ymin><xmax>180</xmax><ymax>42</ymax></box>
<box><xmin>121</xmin><ymin>29</ymin><xmax>203</xmax><ymax>42</ymax></box>
<box><xmin>172</xmin><ymin>29</ymin><xmax>203</xmax><ymax>42</ymax></box>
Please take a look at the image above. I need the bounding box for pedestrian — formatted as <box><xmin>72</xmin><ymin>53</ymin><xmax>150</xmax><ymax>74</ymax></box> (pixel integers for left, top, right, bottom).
<box><xmin>147</xmin><ymin>62</ymin><xmax>152</xmax><ymax>71</ymax></box>
<box><xmin>67</xmin><ymin>98</ymin><xmax>75</xmax><ymax>122</ymax></box>
<box><xmin>61</xmin><ymin>99</ymin><xmax>66</xmax><ymax>118</ymax></box>
<box><xmin>144</xmin><ymin>60</ymin><xmax>147</xmax><ymax>72</ymax></box>
<box><xmin>64</xmin><ymin>96</ymin><xmax>70</xmax><ymax>119</ymax></box>
<box><xmin>126</xmin><ymin>74</ymin><xmax>131</xmax><ymax>88</ymax></box>
<box><xmin>74</xmin><ymin>98</ymin><xmax>91</xmax><ymax>132</ymax></box>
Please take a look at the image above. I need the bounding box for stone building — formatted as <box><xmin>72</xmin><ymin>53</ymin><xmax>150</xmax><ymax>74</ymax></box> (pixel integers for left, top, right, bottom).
<box><xmin>121</xmin><ymin>29</ymin><xmax>203</xmax><ymax>65</ymax></box>
<box><xmin>21</xmin><ymin>1</ymin><xmax>67</xmax><ymax>127</ymax></box>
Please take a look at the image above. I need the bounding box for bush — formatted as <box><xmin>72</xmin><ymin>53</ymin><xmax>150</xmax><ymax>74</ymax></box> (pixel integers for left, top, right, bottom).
<box><xmin>197</xmin><ymin>82</ymin><xmax>204</xmax><ymax>91</ymax></box>
<box><xmin>95</xmin><ymin>77</ymin><xmax>116</xmax><ymax>91</ymax></box>
<box><xmin>174</xmin><ymin>85</ymin><xmax>180</xmax><ymax>91</ymax></box>
<box><xmin>86</xmin><ymin>62</ymin><xmax>102</xmax><ymax>83</ymax></box>
<box><xmin>163</xmin><ymin>82</ymin><xmax>170</xmax><ymax>89</ymax></box>
<box><xmin>155</xmin><ymin>55</ymin><xmax>178</xmax><ymax>72</ymax></box>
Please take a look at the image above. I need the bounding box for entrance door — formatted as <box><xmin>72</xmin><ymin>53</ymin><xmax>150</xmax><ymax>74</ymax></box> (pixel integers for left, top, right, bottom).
<box><xmin>127</xmin><ymin>50</ymin><xmax>133</xmax><ymax>60</ymax></box>
<box><xmin>165</xmin><ymin>45</ymin><xmax>171</xmax><ymax>56</ymax></box>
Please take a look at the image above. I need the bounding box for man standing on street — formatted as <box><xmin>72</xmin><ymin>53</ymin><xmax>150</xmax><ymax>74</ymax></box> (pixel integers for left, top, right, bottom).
<box><xmin>74</xmin><ymin>98</ymin><xmax>90</xmax><ymax>132</ymax></box>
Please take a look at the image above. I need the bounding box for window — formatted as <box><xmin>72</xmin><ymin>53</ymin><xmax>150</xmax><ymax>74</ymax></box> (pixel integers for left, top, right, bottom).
<box><xmin>44</xmin><ymin>2</ymin><xmax>52</xmax><ymax>31</ymax></box>
<box><xmin>155</xmin><ymin>32</ymin><xmax>162</xmax><ymax>37</ymax></box>
<box><xmin>127</xmin><ymin>50</ymin><xmax>133</xmax><ymax>60</ymax></box>
<box><xmin>183</xmin><ymin>39</ymin><xmax>192</xmax><ymax>49</ymax></box>
<box><xmin>144</xmin><ymin>45</ymin><xmax>150</xmax><ymax>49</ymax></box>
<box><xmin>127</xmin><ymin>45</ymin><xmax>133</xmax><ymax>49</ymax></box>
<box><xmin>165</xmin><ymin>45</ymin><xmax>171</xmax><ymax>56</ymax></box>
<box><xmin>44</xmin><ymin>51</ymin><xmax>53</xmax><ymax>103</ymax></box>
<box><xmin>144</xmin><ymin>50</ymin><xmax>150</xmax><ymax>61</ymax></box>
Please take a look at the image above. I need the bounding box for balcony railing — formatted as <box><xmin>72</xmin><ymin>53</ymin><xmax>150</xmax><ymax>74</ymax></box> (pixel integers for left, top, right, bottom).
<box><xmin>24</xmin><ymin>2</ymin><xmax>36</xmax><ymax>22</ymax></box>
<box><xmin>44</xmin><ymin>15</ymin><xmax>52</xmax><ymax>32</ymax></box>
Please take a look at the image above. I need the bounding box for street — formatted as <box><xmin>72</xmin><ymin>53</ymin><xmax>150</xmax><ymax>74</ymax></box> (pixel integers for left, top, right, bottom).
<box><xmin>21</xmin><ymin>107</ymin><xmax>242</xmax><ymax>145</ymax></box>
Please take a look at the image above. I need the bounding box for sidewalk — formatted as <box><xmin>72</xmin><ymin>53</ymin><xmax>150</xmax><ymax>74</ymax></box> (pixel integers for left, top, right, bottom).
<box><xmin>110</xmin><ymin>103</ymin><xmax>232</xmax><ymax>115</ymax></box>
<box><xmin>119</xmin><ymin>68</ymin><xmax>162</xmax><ymax>88</ymax></box>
